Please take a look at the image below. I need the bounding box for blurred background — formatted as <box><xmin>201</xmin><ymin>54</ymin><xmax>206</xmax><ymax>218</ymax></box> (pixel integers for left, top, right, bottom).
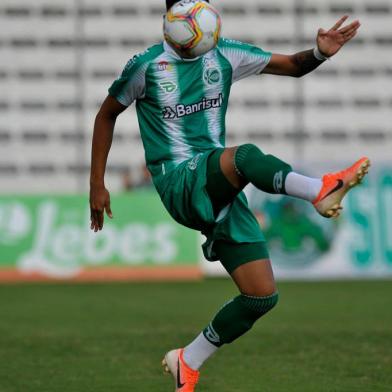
<box><xmin>1</xmin><ymin>2</ymin><xmax>391</xmax><ymax>391</ymax></box>
<box><xmin>0</xmin><ymin>0</ymin><xmax>391</xmax><ymax>281</ymax></box>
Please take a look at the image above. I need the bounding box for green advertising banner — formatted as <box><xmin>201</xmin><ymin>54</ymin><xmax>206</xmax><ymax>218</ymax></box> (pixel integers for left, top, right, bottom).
<box><xmin>0</xmin><ymin>191</ymin><xmax>200</xmax><ymax>281</ymax></box>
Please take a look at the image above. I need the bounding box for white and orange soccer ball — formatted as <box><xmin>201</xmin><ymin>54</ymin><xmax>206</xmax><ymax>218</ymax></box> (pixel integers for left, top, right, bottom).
<box><xmin>164</xmin><ymin>0</ymin><xmax>222</xmax><ymax>58</ymax></box>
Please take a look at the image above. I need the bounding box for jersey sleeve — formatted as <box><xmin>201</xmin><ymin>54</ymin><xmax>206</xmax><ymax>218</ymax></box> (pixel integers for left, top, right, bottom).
<box><xmin>218</xmin><ymin>38</ymin><xmax>272</xmax><ymax>83</ymax></box>
<box><xmin>108</xmin><ymin>55</ymin><xmax>148</xmax><ymax>107</ymax></box>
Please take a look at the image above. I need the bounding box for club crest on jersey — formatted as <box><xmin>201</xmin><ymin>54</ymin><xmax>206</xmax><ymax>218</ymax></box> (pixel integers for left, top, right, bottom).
<box><xmin>203</xmin><ymin>67</ymin><xmax>221</xmax><ymax>85</ymax></box>
<box><xmin>159</xmin><ymin>80</ymin><xmax>177</xmax><ymax>93</ymax></box>
<box><xmin>162</xmin><ymin>93</ymin><xmax>224</xmax><ymax>120</ymax></box>
<box><xmin>157</xmin><ymin>61</ymin><xmax>172</xmax><ymax>72</ymax></box>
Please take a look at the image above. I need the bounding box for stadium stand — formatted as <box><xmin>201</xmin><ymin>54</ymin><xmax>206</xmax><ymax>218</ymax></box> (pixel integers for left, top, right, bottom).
<box><xmin>0</xmin><ymin>0</ymin><xmax>391</xmax><ymax>192</ymax></box>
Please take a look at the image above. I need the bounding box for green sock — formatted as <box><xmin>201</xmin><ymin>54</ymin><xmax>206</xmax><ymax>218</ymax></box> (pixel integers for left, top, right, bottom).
<box><xmin>203</xmin><ymin>292</ymin><xmax>279</xmax><ymax>347</ymax></box>
<box><xmin>235</xmin><ymin>144</ymin><xmax>292</xmax><ymax>194</ymax></box>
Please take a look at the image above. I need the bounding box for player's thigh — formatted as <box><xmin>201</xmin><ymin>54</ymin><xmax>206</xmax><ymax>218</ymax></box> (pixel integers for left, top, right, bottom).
<box><xmin>231</xmin><ymin>259</ymin><xmax>276</xmax><ymax>297</ymax></box>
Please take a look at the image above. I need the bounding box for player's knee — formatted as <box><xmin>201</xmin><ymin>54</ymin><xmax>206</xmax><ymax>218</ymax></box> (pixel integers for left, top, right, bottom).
<box><xmin>242</xmin><ymin>283</ymin><xmax>276</xmax><ymax>298</ymax></box>
<box><xmin>234</xmin><ymin>143</ymin><xmax>263</xmax><ymax>178</ymax></box>
<box><xmin>235</xmin><ymin>144</ymin><xmax>263</xmax><ymax>167</ymax></box>
<box><xmin>237</xmin><ymin>143</ymin><xmax>262</xmax><ymax>153</ymax></box>
<box><xmin>259</xmin><ymin>285</ymin><xmax>277</xmax><ymax>299</ymax></box>
<box><xmin>263</xmin><ymin>292</ymin><xmax>279</xmax><ymax>312</ymax></box>
<box><xmin>235</xmin><ymin>144</ymin><xmax>292</xmax><ymax>174</ymax></box>
<box><xmin>267</xmin><ymin>292</ymin><xmax>279</xmax><ymax>311</ymax></box>
<box><xmin>235</xmin><ymin>144</ymin><xmax>292</xmax><ymax>177</ymax></box>
<box><xmin>240</xmin><ymin>291</ymin><xmax>279</xmax><ymax>316</ymax></box>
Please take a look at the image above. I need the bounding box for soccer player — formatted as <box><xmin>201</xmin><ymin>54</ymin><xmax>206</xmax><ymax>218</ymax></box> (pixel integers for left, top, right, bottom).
<box><xmin>89</xmin><ymin>1</ymin><xmax>369</xmax><ymax>390</ymax></box>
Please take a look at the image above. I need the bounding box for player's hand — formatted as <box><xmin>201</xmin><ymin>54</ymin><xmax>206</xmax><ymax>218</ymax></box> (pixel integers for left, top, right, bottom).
<box><xmin>89</xmin><ymin>184</ymin><xmax>113</xmax><ymax>232</ymax></box>
<box><xmin>317</xmin><ymin>15</ymin><xmax>361</xmax><ymax>58</ymax></box>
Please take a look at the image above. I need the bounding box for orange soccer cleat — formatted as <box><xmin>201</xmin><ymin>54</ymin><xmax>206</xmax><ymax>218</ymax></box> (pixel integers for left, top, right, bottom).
<box><xmin>162</xmin><ymin>348</ymin><xmax>200</xmax><ymax>392</ymax></box>
<box><xmin>313</xmin><ymin>157</ymin><xmax>371</xmax><ymax>218</ymax></box>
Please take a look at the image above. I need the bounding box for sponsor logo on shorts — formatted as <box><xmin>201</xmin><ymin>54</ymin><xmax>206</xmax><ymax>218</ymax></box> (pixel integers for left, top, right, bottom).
<box><xmin>162</xmin><ymin>93</ymin><xmax>224</xmax><ymax>119</ymax></box>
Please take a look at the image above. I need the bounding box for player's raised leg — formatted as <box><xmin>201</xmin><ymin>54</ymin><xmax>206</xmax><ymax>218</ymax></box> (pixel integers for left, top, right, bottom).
<box><xmin>219</xmin><ymin>144</ymin><xmax>370</xmax><ymax>218</ymax></box>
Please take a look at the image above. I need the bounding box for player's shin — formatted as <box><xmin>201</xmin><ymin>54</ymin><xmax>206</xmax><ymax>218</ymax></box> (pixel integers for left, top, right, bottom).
<box><xmin>183</xmin><ymin>333</ymin><xmax>219</xmax><ymax>371</ymax></box>
<box><xmin>234</xmin><ymin>144</ymin><xmax>293</xmax><ymax>194</ymax></box>
<box><xmin>234</xmin><ymin>143</ymin><xmax>322</xmax><ymax>201</ymax></box>
<box><xmin>183</xmin><ymin>292</ymin><xmax>279</xmax><ymax>370</ymax></box>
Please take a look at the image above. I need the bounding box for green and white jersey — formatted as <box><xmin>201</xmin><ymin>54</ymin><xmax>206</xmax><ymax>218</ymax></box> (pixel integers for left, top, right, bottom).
<box><xmin>109</xmin><ymin>38</ymin><xmax>271</xmax><ymax>177</ymax></box>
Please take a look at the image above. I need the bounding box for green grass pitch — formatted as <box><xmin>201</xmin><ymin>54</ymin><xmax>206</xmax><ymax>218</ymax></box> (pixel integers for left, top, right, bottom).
<box><xmin>0</xmin><ymin>280</ymin><xmax>391</xmax><ymax>391</ymax></box>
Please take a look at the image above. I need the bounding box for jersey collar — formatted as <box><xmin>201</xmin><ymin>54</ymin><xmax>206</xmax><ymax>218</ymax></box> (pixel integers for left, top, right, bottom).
<box><xmin>163</xmin><ymin>40</ymin><xmax>201</xmax><ymax>62</ymax></box>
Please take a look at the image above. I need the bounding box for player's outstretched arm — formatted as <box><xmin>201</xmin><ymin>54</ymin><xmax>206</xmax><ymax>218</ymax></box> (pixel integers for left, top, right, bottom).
<box><xmin>263</xmin><ymin>16</ymin><xmax>361</xmax><ymax>77</ymax></box>
<box><xmin>90</xmin><ymin>95</ymin><xmax>127</xmax><ymax>232</ymax></box>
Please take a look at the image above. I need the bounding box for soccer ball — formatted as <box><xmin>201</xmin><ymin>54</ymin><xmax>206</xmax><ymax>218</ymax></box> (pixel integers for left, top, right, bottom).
<box><xmin>164</xmin><ymin>0</ymin><xmax>222</xmax><ymax>59</ymax></box>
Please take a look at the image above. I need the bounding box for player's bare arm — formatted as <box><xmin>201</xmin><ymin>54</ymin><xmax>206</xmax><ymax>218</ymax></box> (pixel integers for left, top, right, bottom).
<box><xmin>264</xmin><ymin>16</ymin><xmax>361</xmax><ymax>77</ymax></box>
<box><xmin>90</xmin><ymin>96</ymin><xmax>127</xmax><ymax>232</ymax></box>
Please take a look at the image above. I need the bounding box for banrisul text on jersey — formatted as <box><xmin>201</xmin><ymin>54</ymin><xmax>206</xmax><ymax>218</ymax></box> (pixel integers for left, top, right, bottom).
<box><xmin>163</xmin><ymin>94</ymin><xmax>224</xmax><ymax>119</ymax></box>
